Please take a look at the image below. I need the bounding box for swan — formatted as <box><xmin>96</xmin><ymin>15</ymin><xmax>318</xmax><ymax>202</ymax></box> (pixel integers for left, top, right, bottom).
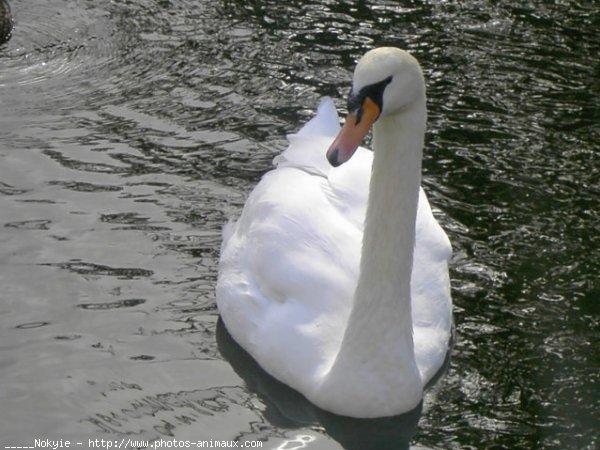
<box><xmin>216</xmin><ymin>47</ymin><xmax>452</xmax><ymax>418</ymax></box>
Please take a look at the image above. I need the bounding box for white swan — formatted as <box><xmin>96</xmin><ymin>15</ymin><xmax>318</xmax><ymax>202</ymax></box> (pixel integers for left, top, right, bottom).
<box><xmin>216</xmin><ymin>47</ymin><xmax>452</xmax><ymax>418</ymax></box>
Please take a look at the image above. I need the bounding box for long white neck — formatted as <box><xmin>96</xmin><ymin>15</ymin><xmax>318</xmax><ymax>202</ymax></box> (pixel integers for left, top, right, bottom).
<box><xmin>317</xmin><ymin>97</ymin><xmax>427</xmax><ymax>417</ymax></box>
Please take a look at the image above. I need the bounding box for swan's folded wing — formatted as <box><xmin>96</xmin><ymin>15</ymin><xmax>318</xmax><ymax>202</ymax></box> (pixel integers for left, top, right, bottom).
<box><xmin>273</xmin><ymin>135</ymin><xmax>334</xmax><ymax>177</ymax></box>
<box><xmin>216</xmin><ymin>166</ymin><xmax>361</xmax><ymax>387</ymax></box>
<box><xmin>273</xmin><ymin>97</ymin><xmax>341</xmax><ymax>177</ymax></box>
<box><xmin>412</xmin><ymin>188</ymin><xmax>453</xmax><ymax>381</ymax></box>
<box><xmin>296</xmin><ymin>97</ymin><xmax>341</xmax><ymax>137</ymax></box>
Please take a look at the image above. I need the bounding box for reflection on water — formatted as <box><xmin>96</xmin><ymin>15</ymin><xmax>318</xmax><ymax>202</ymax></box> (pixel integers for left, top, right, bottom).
<box><xmin>0</xmin><ymin>0</ymin><xmax>598</xmax><ymax>449</ymax></box>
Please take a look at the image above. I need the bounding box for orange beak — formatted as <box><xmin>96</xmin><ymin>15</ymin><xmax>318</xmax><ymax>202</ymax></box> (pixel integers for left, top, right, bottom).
<box><xmin>326</xmin><ymin>96</ymin><xmax>381</xmax><ymax>167</ymax></box>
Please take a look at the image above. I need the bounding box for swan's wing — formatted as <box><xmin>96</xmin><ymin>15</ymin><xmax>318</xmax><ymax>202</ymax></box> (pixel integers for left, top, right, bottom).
<box><xmin>217</xmin><ymin>126</ymin><xmax>364</xmax><ymax>391</ymax></box>
<box><xmin>297</xmin><ymin>97</ymin><xmax>341</xmax><ymax>137</ymax></box>
<box><xmin>274</xmin><ymin>96</ymin><xmax>372</xmax><ymax>229</ymax></box>
<box><xmin>412</xmin><ymin>188</ymin><xmax>453</xmax><ymax>382</ymax></box>
<box><xmin>273</xmin><ymin>97</ymin><xmax>340</xmax><ymax>177</ymax></box>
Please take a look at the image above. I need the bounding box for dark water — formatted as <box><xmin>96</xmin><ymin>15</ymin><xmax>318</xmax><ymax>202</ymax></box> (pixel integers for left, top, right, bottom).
<box><xmin>0</xmin><ymin>0</ymin><xmax>597</xmax><ymax>449</ymax></box>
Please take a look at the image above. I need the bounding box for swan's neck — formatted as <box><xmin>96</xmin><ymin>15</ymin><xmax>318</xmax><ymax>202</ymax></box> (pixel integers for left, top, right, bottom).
<box><xmin>354</xmin><ymin>102</ymin><xmax>425</xmax><ymax>332</ymax></box>
<box><xmin>318</xmin><ymin>98</ymin><xmax>427</xmax><ymax>417</ymax></box>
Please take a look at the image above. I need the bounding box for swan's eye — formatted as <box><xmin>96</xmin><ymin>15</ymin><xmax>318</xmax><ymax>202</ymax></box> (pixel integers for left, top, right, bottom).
<box><xmin>347</xmin><ymin>75</ymin><xmax>393</xmax><ymax>123</ymax></box>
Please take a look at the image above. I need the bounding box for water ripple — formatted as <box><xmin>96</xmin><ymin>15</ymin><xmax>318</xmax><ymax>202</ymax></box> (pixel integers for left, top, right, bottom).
<box><xmin>0</xmin><ymin>0</ymin><xmax>116</xmax><ymax>110</ymax></box>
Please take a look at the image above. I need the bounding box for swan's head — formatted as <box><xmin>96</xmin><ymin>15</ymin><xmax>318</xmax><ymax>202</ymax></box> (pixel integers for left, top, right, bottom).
<box><xmin>327</xmin><ymin>47</ymin><xmax>425</xmax><ymax>167</ymax></box>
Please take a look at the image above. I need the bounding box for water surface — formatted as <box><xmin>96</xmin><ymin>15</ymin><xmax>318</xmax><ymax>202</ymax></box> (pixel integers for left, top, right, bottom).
<box><xmin>0</xmin><ymin>1</ymin><xmax>597</xmax><ymax>449</ymax></box>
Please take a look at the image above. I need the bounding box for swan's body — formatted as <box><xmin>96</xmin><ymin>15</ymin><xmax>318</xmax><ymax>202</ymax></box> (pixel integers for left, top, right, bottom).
<box><xmin>217</xmin><ymin>48</ymin><xmax>452</xmax><ymax>418</ymax></box>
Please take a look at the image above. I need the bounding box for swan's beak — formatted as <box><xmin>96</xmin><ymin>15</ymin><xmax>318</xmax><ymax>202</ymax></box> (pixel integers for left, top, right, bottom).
<box><xmin>326</xmin><ymin>97</ymin><xmax>380</xmax><ymax>167</ymax></box>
